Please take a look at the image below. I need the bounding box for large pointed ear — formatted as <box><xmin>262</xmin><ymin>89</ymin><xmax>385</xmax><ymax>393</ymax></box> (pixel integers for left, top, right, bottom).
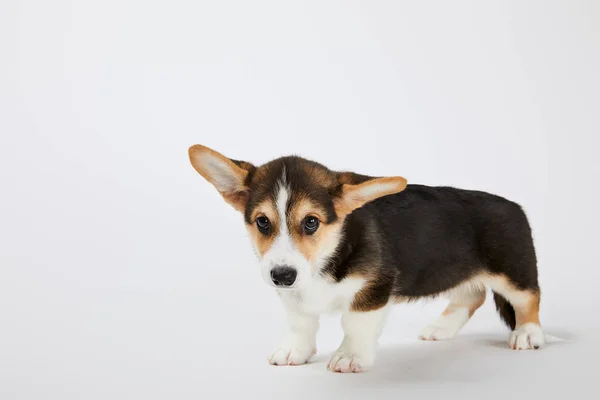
<box><xmin>188</xmin><ymin>144</ymin><xmax>255</xmax><ymax>212</ymax></box>
<box><xmin>333</xmin><ymin>172</ymin><xmax>407</xmax><ymax>217</ymax></box>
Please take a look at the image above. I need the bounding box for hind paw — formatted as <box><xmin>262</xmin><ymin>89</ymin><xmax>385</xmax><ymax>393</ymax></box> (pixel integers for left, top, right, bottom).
<box><xmin>509</xmin><ymin>323</ymin><xmax>545</xmax><ymax>350</ymax></box>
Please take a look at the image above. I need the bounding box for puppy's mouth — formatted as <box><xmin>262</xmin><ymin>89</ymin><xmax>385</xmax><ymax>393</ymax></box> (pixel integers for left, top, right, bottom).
<box><xmin>268</xmin><ymin>281</ymin><xmax>301</xmax><ymax>290</ymax></box>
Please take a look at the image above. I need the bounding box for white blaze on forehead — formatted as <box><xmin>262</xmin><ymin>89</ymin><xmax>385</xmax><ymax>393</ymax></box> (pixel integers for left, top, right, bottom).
<box><xmin>275</xmin><ymin>180</ymin><xmax>290</xmax><ymax>240</ymax></box>
<box><xmin>263</xmin><ymin>173</ymin><xmax>300</xmax><ymax>267</ymax></box>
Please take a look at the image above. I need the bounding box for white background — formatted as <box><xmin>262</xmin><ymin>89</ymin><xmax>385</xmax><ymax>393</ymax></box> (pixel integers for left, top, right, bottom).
<box><xmin>1</xmin><ymin>1</ymin><xmax>599</xmax><ymax>399</ymax></box>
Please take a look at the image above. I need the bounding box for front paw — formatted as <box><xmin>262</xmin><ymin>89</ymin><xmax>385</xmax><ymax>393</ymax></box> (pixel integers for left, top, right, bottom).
<box><xmin>327</xmin><ymin>347</ymin><xmax>375</xmax><ymax>373</ymax></box>
<box><xmin>268</xmin><ymin>345</ymin><xmax>316</xmax><ymax>366</ymax></box>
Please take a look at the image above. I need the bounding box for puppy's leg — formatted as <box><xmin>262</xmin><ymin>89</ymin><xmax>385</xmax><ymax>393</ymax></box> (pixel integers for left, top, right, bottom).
<box><xmin>269</xmin><ymin>307</ymin><xmax>319</xmax><ymax>366</ymax></box>
<box><xmin>327</xmin><ymin>305</ymin><xmax>390</xmax><ymax>373</ymax></box>
<box><xmin>508</xmin><ymin>290</ymin><xmax>544</xmax><ymax>350</ymax></box>
<box><xmin>491</xmin><ymin>281</ymin><xmax>545</xmax><ymax>350</ymax></box>
<box><xmin>419</xmin><ymin>287</ymin><xmax>486</xmax><ymax>341</ymax></box>
<box><xmin>480</xmin><ymin>204</ymin><xmax>545</xmax><ymax>349</ymax></box>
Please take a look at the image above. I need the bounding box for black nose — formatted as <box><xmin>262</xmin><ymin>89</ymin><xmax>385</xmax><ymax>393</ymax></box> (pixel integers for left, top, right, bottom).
<box><xmin>270</xmin><ymin>266</ymin><xmax>297</xmax><ymax>287</ymax></box>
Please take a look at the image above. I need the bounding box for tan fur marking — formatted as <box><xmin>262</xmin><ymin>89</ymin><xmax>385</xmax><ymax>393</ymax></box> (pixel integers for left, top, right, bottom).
<box><xmin>514</xmin><ymin>290</ymin><xmax>541</xmax><ymax>326</ymax></box>
<box><xmin>246</xmin><ymin>225</ymin><xmax>276</xmax><ymax>257</ymax></box>
<box><xmin>485</xmin><ymin>274</ymin><xmax>541</xmax><ymax>327</ymax></box>
<box><xmin>287</xmin><ymin>197</ymin><xmax>343</xmax><ymax>268</ymax></box>
<box><xmin>290</xmin><ymin>198</ymin><xmax>328</xmax><ymax>228</ymax></box>
<box><xmin>350</xmin><ymin>284</ymin><xmax>388</xmax><ymax>312</ymax></box>
<box><xmin>246</xmin><ymin>200</ymin><xmax>279</xmax><ymax>257</ymax></box>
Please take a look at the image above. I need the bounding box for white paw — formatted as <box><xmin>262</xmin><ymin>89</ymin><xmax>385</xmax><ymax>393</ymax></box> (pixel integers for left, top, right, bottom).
<box><xmin>327</xmin><ymin>347</ymin><xmax>374</xmax><ymax>373</ymax></box>
<box><xmin>418</xmin><ymin>324</ymin><xmax>459</xmax><ymax>341</ymax></box>
<box><xmin>268</xmin><ymin>346</ymin><xmax>315</xmax><ymax>366</ymax></box>
<box><xmin>327</xmin><ymin>352</ymin><xmax>372</xmax><ymax>373</ymax></box>
<box><xmin>509</xmin><ymin>323</ymin><xmax>545</xmax><ymax>350</ymax></box>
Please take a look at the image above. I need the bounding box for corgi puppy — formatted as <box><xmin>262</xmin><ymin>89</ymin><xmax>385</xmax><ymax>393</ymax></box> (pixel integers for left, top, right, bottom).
<box><xmin>188</xmin><ymin>144</ymin><xmax>545</xmax><ymax>373</ymax></box>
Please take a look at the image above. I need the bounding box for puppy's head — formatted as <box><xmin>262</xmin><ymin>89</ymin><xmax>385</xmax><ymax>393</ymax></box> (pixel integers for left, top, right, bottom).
<box><xmin>188</xmin><ymin>144</ymin><xmax>407</xmax><ymax>289</ymax></box>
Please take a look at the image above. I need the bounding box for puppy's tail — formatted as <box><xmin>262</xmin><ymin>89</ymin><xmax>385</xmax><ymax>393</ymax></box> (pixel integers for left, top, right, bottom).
<box><xmin>493</xmin><ymin>292</ymin><xmax>516</xmax><ymax>330</ymax></box>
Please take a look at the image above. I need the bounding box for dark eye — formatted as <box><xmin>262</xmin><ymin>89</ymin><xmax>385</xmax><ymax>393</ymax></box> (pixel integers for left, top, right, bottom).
<box><xmin>303</xmin><ymin>216</ymin><xmax>320</xmax><ymax>234</ymax></box>
<box><xmin>256</xmin><ymin>216</ymin><xmax>270</xmax><ymax>234</ymax></box>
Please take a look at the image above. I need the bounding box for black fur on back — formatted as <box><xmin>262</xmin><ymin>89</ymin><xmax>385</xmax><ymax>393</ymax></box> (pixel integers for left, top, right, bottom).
<box><xmin>322</xmin><ymin>184</ymin><xmax>540</xmax><ymax>317</ymax></box>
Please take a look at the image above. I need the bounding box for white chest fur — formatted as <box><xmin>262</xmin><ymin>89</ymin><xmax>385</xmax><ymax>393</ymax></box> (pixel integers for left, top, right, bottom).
<box><xmin>277</xmin><ymin>276</ymin><xmax>366</xmax><ymax>316</ymax></box>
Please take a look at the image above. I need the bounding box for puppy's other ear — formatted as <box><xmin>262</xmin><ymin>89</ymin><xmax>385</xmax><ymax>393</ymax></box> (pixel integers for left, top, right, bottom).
<box><xmin>188</xmin><ymin>144</ymin><xmax>255</xmax><ymax>212</ymax></box>
<box><xmin>334</xmin><ymin>172</ymin><xmax>407</xmax><ymax>217</ymax></box>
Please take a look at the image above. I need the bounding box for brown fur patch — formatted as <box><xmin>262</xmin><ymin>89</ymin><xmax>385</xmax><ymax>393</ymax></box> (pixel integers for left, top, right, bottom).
<box><xmin>485</xmin><ymin>274</ymin><xmax>541</xmax><ymax>327</ymax></box>
<box><xmin>246</xmin><ymin>199</ymin><xmax>279</xmax><ymax>257</ymax></box>
<box><xmin>350</xmin><ymin>281</ymin><xmax>391</xmax><ymax>312</ymax></box>
<box><xmin>287</xmin><ymin>197</ymin><xmax>344</xmax><ymax>269</ymax></box>
<box><xmin>514</xmin><ymin>290</ymin><xmax>541</xmax><ymax>326</ymax></box>
<box><xmin>347</xmin><ymin>259</ymin><xmax>393</xmax><ymax>313</ymax></box>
